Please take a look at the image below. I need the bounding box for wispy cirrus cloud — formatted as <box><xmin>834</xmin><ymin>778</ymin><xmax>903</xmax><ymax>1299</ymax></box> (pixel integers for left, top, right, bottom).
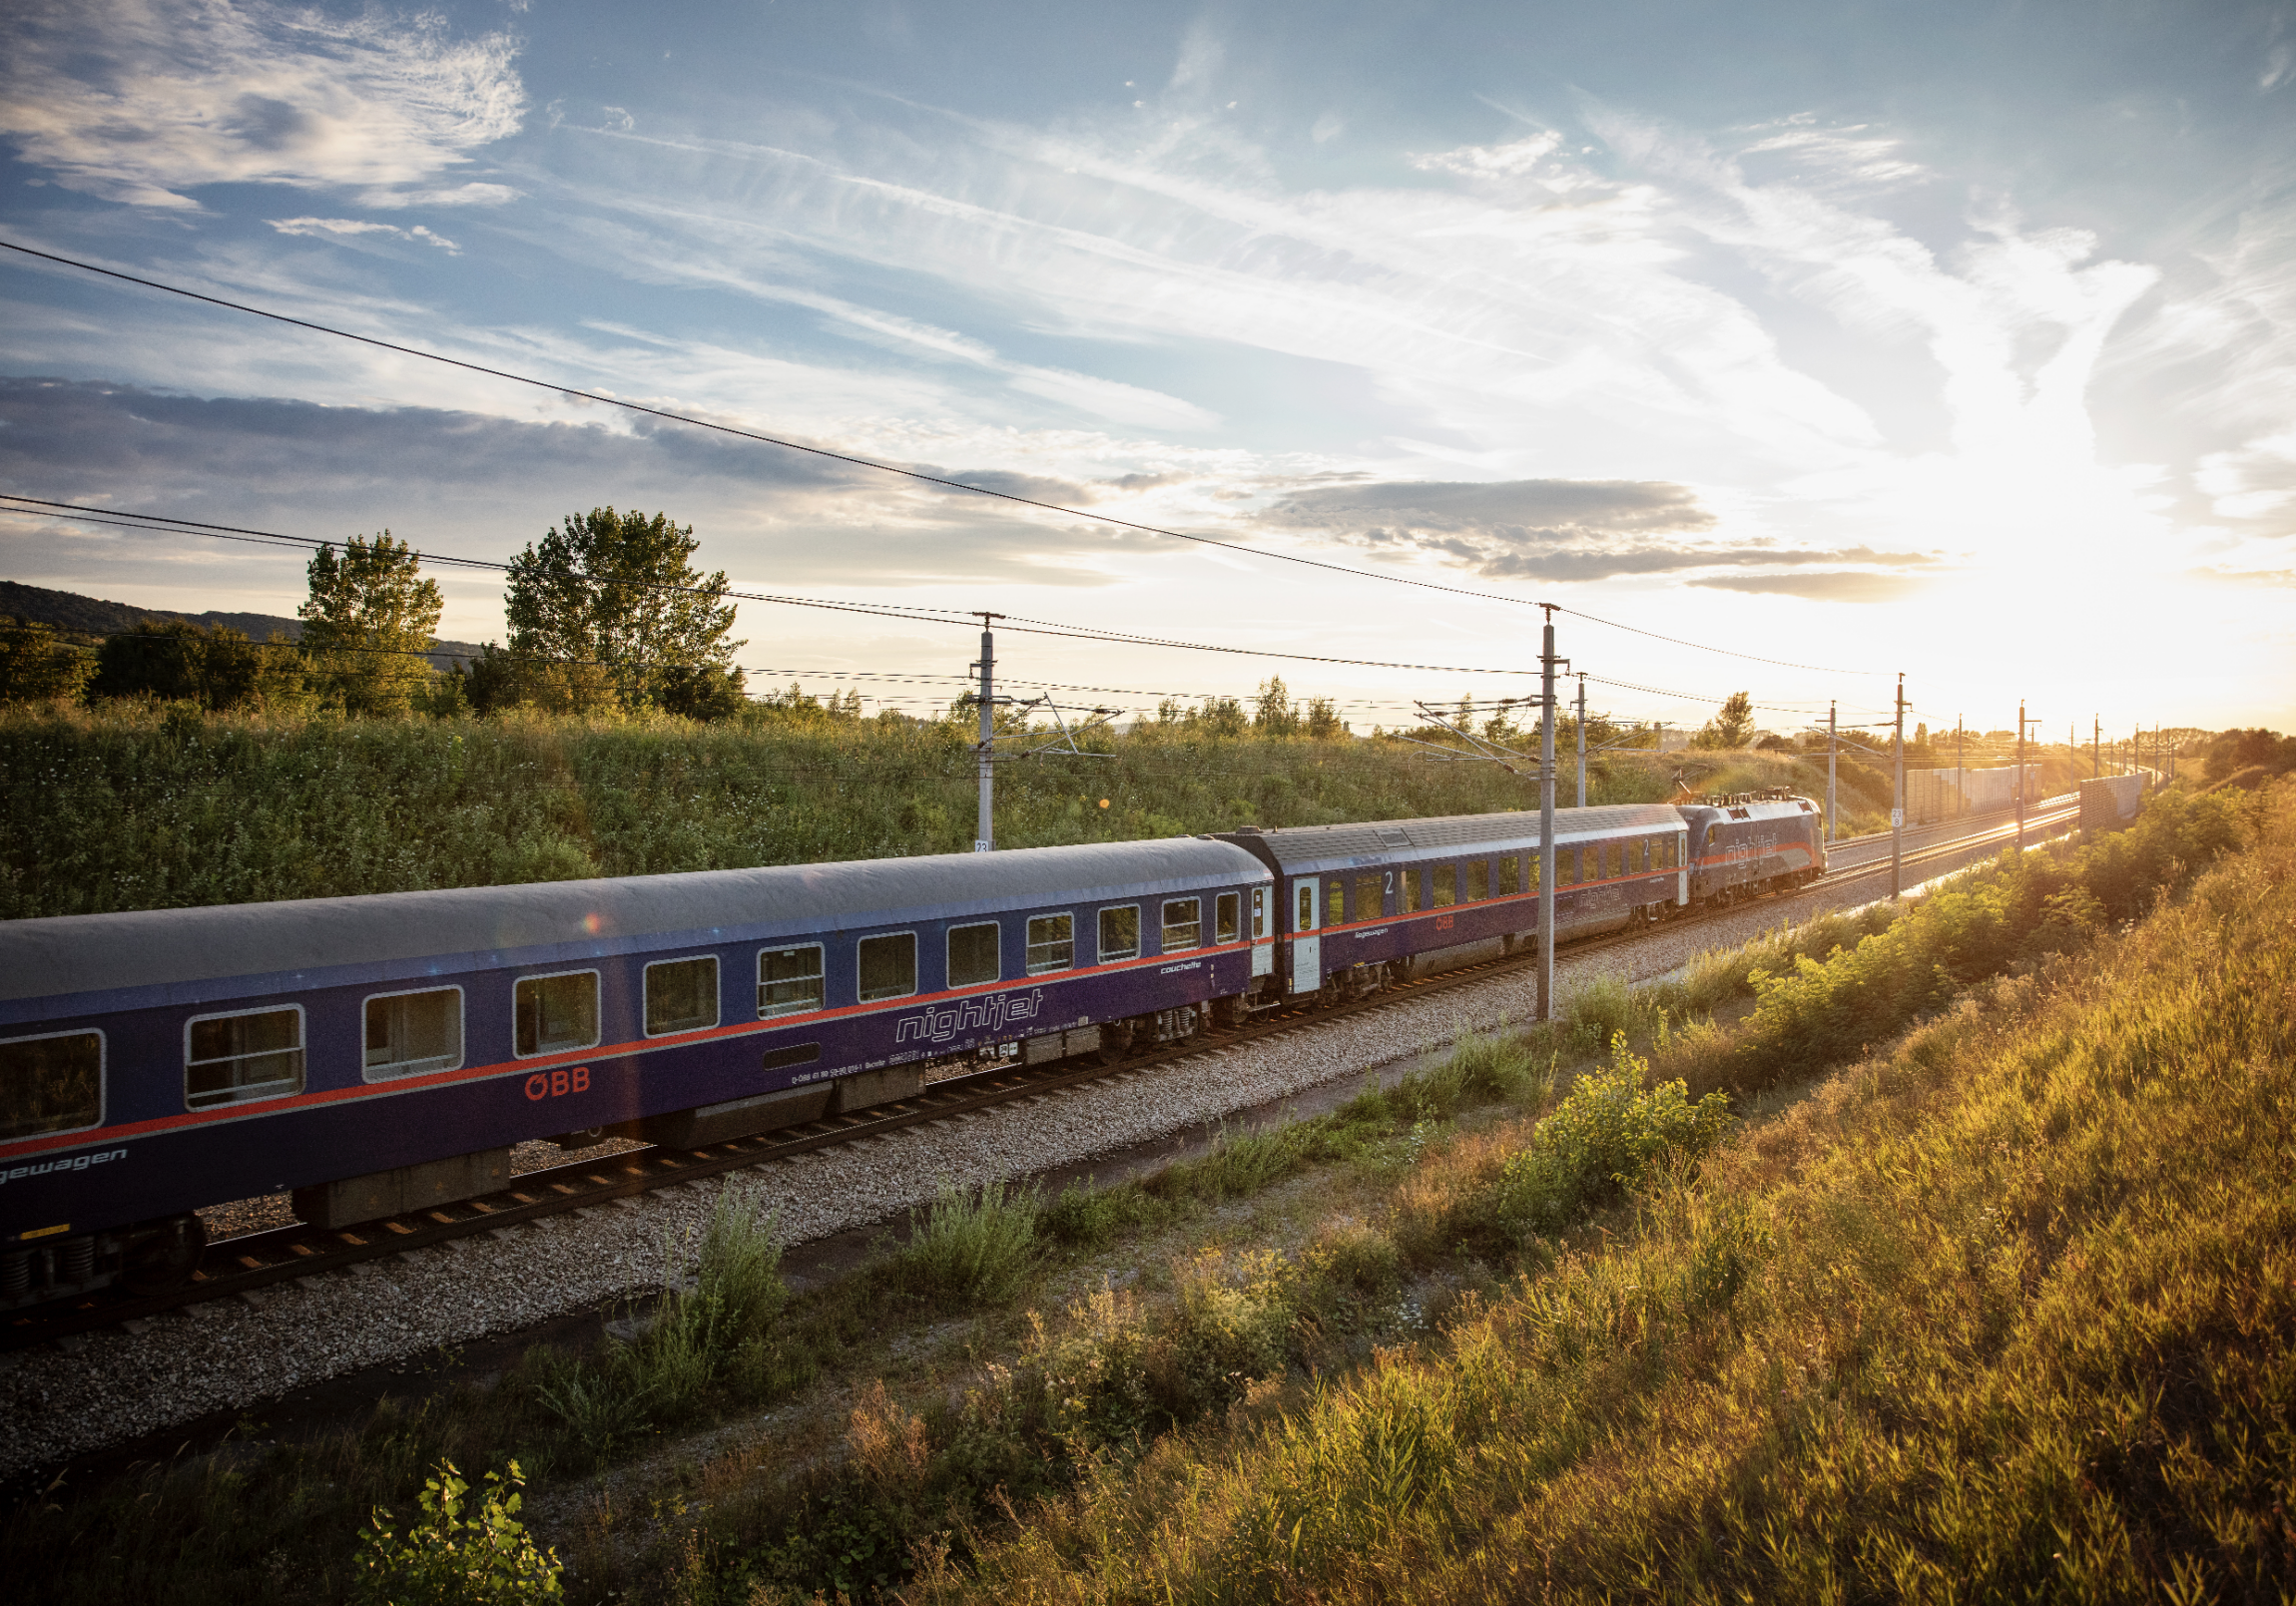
<box><xmin>0</xmin><ymin>0</ymin><xmax>524</xmax><ymax>209</ymax></box>
<box><xmin>267</xmin><ymin>216</ymin><xmax>459</xmax><ymax>253</ymax></box>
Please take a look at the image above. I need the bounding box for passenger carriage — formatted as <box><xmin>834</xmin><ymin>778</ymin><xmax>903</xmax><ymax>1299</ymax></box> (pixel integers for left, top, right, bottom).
<box><xmin>1212</xmin><ymin>803</ymin><xmax>1690</xmax><ymax>1004</ymax></box>
<box><xmin>0</xmin><ymin>838</ymin><xmax>1273</xmax><ymax>1308</ymax></box>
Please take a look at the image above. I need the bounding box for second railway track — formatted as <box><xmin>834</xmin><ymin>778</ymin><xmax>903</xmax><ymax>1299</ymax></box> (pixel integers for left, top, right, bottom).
<box><xmin>3</xmin><ymin>803</ymin><xmax>2075</xmax><ymax>1354</ymax></box>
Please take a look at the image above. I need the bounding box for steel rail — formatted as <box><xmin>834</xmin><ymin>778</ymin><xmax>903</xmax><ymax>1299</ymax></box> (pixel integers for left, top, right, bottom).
<box><xmin>2</xmin><ymin>801</ymin><xmax>2076</xmax><ymax>1353</ymax></box>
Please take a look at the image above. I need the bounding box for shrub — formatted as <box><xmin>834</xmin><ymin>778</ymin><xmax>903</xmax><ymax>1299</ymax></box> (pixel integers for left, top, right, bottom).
<box><xmin>1419</xmin><ymin>1033</ymin><xmax>1732</xmax><ymax>1260</ymax></box>
<box><xmin>350</xmin><ymin>1460</ymin><xmax>561</xmax><ymax>1605</ymax></box>
<box><xmin>885</xmin><ymin>1180</ymin><xmax>1043</xmax><ymax>1309</ymax></box>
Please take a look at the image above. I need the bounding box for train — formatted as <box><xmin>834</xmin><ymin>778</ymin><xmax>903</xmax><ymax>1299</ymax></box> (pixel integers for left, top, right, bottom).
<box><xmin>0</xmin><ymin>790</ymin><xmax>1824</xmax><ymax>1309</ymax></box>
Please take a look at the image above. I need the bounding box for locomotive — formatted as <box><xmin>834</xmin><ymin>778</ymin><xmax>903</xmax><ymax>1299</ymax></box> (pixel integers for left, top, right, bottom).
<box><xmin>0</xmin><ymin>791</ymin><xmax>1824</xmax><ymax>1309</ymax></box>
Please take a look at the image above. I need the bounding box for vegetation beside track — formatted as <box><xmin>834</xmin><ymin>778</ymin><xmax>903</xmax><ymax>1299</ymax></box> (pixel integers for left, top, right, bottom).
<box><xmin>8</xmin><ymin>777</ymin><xmax>2269</xmax><ymax>1604</ymax></box>
<box><xmin>0</xmin><ymin>702</ymin><xmax>1904</xmax><ymax>918</ymax></box>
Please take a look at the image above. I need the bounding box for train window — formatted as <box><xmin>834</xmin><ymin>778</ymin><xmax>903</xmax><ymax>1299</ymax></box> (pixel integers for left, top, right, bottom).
<box><xmin>1557</xmin><ymin>847</ymin><xmax>1579</xmax><ymax>887</ymax></box>
<box><xmin>1215</xmin><ymin>892</ymin><xmax>1241</xmax><ymax>944</ymax></box>
<box><xmin>1026</xmin><ymin>914</ymin><xmax>1074</xmax><ymax>974</ymax></box>
<box><xmin>948</xmin><ymin>922</ymin><xmax>1000</xmax><ymax>988</ymax></box>
<box><xmin>1250</xmin><ymin>887</ymin><xmax>1268</xmax><ymax>939</ymax></box>
<box><xmin>1609</xmin><ymin>842</ymin><xmax>1624</xmax><ymax>878</ymax></box>
<box><xmin>363</xmin><ymin>987</ymin><xmax>463</xmax><ymax>1081</ymax></box>
<box><xmin>1164</xmin><ymin>898</ymin><xmax>1203</xmax><ymax>950</ymax></box>
<box><xmin>858</xmin><ymin>933</ymin><xmax>918</xmax><ymax>1002</ymax></box>
<box><xmin>645</xmin><ymin>956</ymin><xmax>719</xmax><ymax>1037</ymax></box>
<box><xmin>1325</xmin><ymin>881</ymin><xmax>1345</xmax><ymax>927</ymax></box>
<box><xmin>1402</xmin><ymin>867</ymin><xmax>1421</xmax><ymax>913</ymax></box>
<box><xmin>759</xmin><ymin>945</ymin><xmax>825</xmax><ymax>1017</ymax></box>
<box><xmin>1433</xmin><ymin>864</ymin><xmax>1456</xmax><ymax>907</ymax></box>
<box><xmin>1466</xmin><ymin>860</ymin><xmax>1489</xmax><ymax>901</ymax></box>
<box><xmin>1669</xmin><ymin>835</ymin><xmax>1682</xmax><ymax>869</ymax></box>
<box><xmin>515</xmin><ymin>972</ymin><xmax>599</xmax><ymax>1058</ymax></box>
<box><xmin>186</xmin><ymin>1006</ymin><xmax>305</xmax><ymax>1108</ymax></box>
<box><xmin>1296</xmin><ymin>883</ymin><xmax>1314</xmax><ymax>933</ymax></box>
<box><xmin>1355</xmin><ymin>874</ymin><xmax>1383</xmax><ymax>921</ymax></box>
<box><xmin>1526</xmin><ymin>851</ymin><xmax>1541</xmax><ymax>890</ymax></box>
<box><xmin>1099</xmin><ymin>905</ymin><xmax>1140</xmax><ymax>963</ymax></box>
<box><xmin>1497</xmin><ymin>855</ymin><xmax>1518</xmax><ymax>896</ymax></box>
<box><xmin>0</xmin><ymin>1029</ymin><xmax>102</xmax><ymax>1140</ymax></box>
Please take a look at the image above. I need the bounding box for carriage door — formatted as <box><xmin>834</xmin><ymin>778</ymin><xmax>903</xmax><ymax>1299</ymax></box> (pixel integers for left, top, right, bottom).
<box><xmin>1292</xmin><ymin>879</ymin><xmax>1321</xmax><ymax>994</ymax></box>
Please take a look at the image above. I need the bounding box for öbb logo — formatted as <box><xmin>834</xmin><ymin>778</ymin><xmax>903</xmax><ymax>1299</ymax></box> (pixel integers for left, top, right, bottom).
<box><xmin>524</xmin><ymin>1066</ymin><xmax>591</xmax><ymax>1101</ymax></box>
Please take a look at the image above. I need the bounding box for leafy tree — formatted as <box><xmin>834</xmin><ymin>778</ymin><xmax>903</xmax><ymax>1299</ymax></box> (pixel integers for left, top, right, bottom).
<box><xmin>1253</xmin><ymin>676</ymin><xmax>1301</xmax><ymax>737</ymax></box>
<box><xmin>0</xmin><ymin>618</ymin><xmax>95</xmax><ymax>704</ymax></box>
<box><xmin>2203</xmin><ymin>727</ymin><xmax>2296</xmax><ymax>783</ymax></box>
<box><xmin>1692</xmin><ymin>691</ymin><xmax>1756</xmax><ymax>751</ymax></box>
<box><xmin>299</xmin><ymin>532</ymin><xmax>443</xmax><ymax>717</ymax></box>
<box><xmin>89</xmin><ymin>621</ymin><xmax>305</xmax><ymax>712</ymax></box>
<box><xmin>500</xmin><ymin>507</ymin><xmax>746</xmax><ymax>717</ymax></box>
<box><xmin>1304</xmin><ymin>696</ymin><xmax>1347</xmax><ymax>739</ymax></box>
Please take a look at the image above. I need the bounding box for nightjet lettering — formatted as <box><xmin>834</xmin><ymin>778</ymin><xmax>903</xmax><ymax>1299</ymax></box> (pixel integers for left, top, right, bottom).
<box><xmin>1</xmin><ymin>1148</ymin><xmax>128</xmax><ymax>1185</ymax></box>
<box><xmin>894</xmin><ymin>987</ymin><xmax>1044</xmax><ymax>1045</ymax></box>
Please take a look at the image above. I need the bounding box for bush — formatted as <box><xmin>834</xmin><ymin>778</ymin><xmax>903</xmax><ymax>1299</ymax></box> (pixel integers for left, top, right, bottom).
<box><xmin>885</xmin><ymin>1181</ymin><xmax>1042</xmax><ymax>1309</ymax></box>
<box><xmin>1416</xmin><ymin>1033</ymin><xmax>1732</xmax><ymax>1261</ymax></box>
<box><xmin>350</xmin><ymin>1460</ymin><xmax>561</xmax><ymax>1604</ymax></box>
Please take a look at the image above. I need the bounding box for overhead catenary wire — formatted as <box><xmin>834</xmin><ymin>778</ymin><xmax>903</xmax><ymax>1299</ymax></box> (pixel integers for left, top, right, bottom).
<box><xmin>0</xmin><ymin>495</ymin><xmax>1591</xmax><ymax>684</ymax></box>
<box><xmin>0</xmin><ymin>239</ymin><xmax>1886</xmax><ymax>679</ymax></box>
<box><xmin>3</xmin><ymin>495</ymin><xmax>1865</xmax><ymax>724</ymax></box>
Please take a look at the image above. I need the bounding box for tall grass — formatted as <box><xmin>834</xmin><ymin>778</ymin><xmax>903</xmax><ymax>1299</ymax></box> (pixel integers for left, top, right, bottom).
<box><xmin>0</xmin><ymin>703</ymin><xmax>1881</xmax><ymax>917</ymax></box>
<box><xmin>883</xmin><ymin>1181</ymin><xmax>1044</xmax><ymax>1310</ymax></box>
<box><xmin>914</xmin><ymin>783</ymin><xmax>2295</xmax><ymax>1605</ymax></box>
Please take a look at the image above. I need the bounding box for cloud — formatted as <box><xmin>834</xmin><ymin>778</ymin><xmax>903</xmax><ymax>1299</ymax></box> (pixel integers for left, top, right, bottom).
<box><xmin>1249</xmin><ymin>477</ymin><xmax>1949</xmax><ymax>583</ymax></box>
<box><xmin>1256</xmin><ymin>477</ymin><xmax>1723</xmax><ymax>580</ymax></box>
<box><xmin>2193</xmin><ymin>427</ymin><xmax>2296</xmax><ymax>529</ymax></box>
<box><xmin>0</xmin><ymin>0</ymin><xmax>523</xmax><ymax>208</ymax></box>
<box><xmin>361</xmin><ymin>180</ymin><xmax>520</xmax><ymax>208</ymax></box>
<box><xmin>1733</xmin><ymin>115</ymin><xmax>1930</xmax><ymax>194</ymax></box>
<box><xmin>268</xmin><ymin>217</ymin><xmax>460</xmax><ymax>253</ymax></box>
<box><xmin>942</xmin><ymin>469</ymin><xmax>1098</xmax><ymax>505</ymax></box>
<box><xmin>0</xmin><ymin>377</ymin><xmax>1129</xmax><ymax>593</ymax></box>
<box><xmin>1263</xmin><ymin>477</ymin><xmax>1717</xmax><ymax>536</ymax></box>
<box><xmin>1691</xmin><ymin>571</ymin><xmax>1931</xmax><ymax>603</ymax></box>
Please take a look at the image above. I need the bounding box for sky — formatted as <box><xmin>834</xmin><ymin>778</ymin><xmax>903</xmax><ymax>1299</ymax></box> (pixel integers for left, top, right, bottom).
<box><xmin>3</xmin><ymin>0</ymin><xmax>2293</xmax><ymax>740</ymax></box>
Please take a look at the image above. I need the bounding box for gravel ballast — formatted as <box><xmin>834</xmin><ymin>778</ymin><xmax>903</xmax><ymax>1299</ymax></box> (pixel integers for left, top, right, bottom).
<box><xmin>0</xmin><ymin>824</ymin><xmax>2038</xmax><ymax>1477</ymax></box>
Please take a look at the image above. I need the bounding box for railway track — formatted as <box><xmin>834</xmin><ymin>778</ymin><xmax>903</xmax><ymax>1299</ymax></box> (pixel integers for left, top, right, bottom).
<box><xmin>2</xmin><ymin>802</ymin><xmax>2076</xmax><ymax>1353</ymax></box>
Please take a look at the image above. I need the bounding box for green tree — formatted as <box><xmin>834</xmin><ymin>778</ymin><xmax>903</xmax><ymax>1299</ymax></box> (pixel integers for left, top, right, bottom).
<box><xmin>500</xmin><ymin>507</ymin><xmax>746</xmax><ymax>716</ymax></box>
<box><xmin>90</xmin><ymin>621</ymin><xmax>304</xmax><ymax>712</ymax></box>
<box><xmin>0</xmin><ymin>618</ymin><xmax>95</xmax><ymax>704</ymax></box>
<box><xmin>1253</xmin><ymin>676</ymin><xmax>1300</xmax><ymax>737</ymax></box>
<box><xmin>1692</xmin><ymin>691</ymin><xmax>1756</xmax><ymax>751</ymax></box>
<box><xmin>299</xmin><ymin>531</ymin><xmax>444</xmax><ymax>717</ymax></box>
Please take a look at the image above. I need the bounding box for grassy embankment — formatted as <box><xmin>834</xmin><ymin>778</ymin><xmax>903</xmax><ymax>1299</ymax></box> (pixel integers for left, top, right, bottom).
<box><xmin>0</xmin><ymin>703</ymin><xmax>1893</xmax><ymax>918</ymax></box>
<box><xmin>7</xmin><ymin>777</ymin><xmax>2268</xmax><ymax>1603</ymax></box>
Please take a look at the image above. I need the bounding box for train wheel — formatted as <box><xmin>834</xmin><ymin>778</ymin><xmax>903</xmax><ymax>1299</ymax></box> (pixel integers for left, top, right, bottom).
<box><xmin>120</xmin><ymin>1214</ymin><xmax>206</xmax><ymax>1296</ymax></box>
<box><xmin>1096</xmin><ymin>1018</ymin><xmax>1137</xmax><ymax>1065</ymax></box>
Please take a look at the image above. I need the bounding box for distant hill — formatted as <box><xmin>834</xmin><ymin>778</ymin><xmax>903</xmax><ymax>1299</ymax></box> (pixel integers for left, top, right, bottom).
<box><xmin>0</xmin><ymin>580</ymin><xmax>485</xmax><ymax>670</ymax></box>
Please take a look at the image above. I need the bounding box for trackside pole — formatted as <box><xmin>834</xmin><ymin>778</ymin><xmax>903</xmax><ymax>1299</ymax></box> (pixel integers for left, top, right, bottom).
<box><xmin>1574</xmin><ymin>673</ymin><xmax>1588</xmax><ymax>807</ymax></box>
<box><xmin>972</xmin><ymin>616</ymin><xmax>1000</xmax><ymax>851</ymax></box>
<box><xmin>1890</xmin><ymin>674</ymin><xmax>1905</xmax><ymax>899</ymax></box>
<box><xmin>1827</xmin><ymin>701</ymin><xmax>1838</xmax><ymax>843</ymax></box>
<box><xmin>1537</xmin><ymin>606</ymin><xmax>1561</xmax><ymax>1023</ymax></box>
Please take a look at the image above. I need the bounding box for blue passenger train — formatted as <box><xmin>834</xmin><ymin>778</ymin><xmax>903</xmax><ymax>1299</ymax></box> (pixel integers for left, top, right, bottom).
<box><xmin>0</xmin><ymin>791</ymin><xmax>1824</xmax><ymax>1308</ymax></box>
